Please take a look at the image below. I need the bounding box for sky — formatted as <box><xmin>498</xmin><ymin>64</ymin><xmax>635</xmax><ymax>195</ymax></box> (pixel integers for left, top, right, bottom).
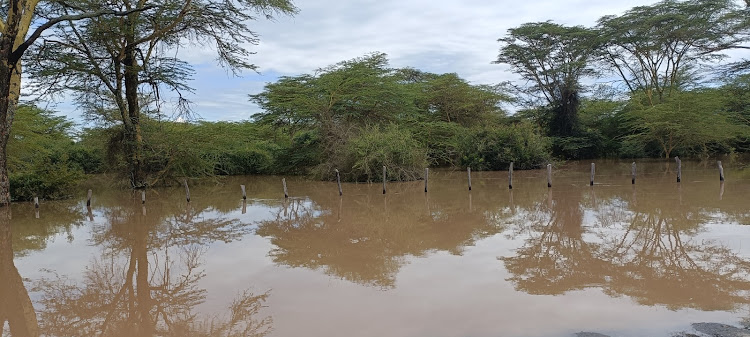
<box><xmin>49</xmin><ymin>0</ymin><xmax>677</xmax><ymax>122</ymax></box>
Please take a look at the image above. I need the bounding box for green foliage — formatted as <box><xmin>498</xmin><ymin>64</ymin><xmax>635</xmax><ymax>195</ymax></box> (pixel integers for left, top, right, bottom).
<box><xmin>458</xmin><ymin>122</ymin><xmax>550</xmax><ymax>171</ymax></box>
<box><xmin>273</xmin><ymin>130</ymin><xmax>323</xmax><ymax>175</ymax></box>
<box><xmin>7</xmin><ymin>105</ymin><xmax>84</xmax><ymax>201</ymax></box>
<box><xmin>495</xmin><ymin>22</ymin><xmax>598</xmax><ymax>138</ymax></box>
<box><xmin>623</xmin><ymin>89</ymin><xmax>750</xmax><ymax>158</ymax></box>
<box><xmin>596</xmin><ymin>0</ymin><xmax>750</xmax><ymax>104</ymax></box>
<box><xmin>329</xmin><ymin>125</ymin><xmax>428</xmax><ymax>182</ymax></box>
<box><xmin>252</xmin><ymin>53</ymin><xmax>514</xmax><ymax>180</ymax></box>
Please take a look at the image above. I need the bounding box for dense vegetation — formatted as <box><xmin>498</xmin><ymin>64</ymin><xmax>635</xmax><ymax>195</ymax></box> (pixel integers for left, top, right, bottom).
<box><xmin>4</xmin><ymin>0</ymin><xmax>750</xmax><ymax>201</ymax></box>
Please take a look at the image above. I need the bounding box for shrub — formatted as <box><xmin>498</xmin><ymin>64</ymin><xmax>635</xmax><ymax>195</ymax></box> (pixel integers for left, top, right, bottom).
<box><xmin>10</xmin><ymin>156</ymin><xmax>84</xmax><ymax>201</ymax></box>
<box><xmin>458</xmin><ymin>122</ymin><xmax>550</xmax><ymax>170</ymax></box>
<box><xmin>319</xmin><ymin>125</ymin><xmax>428</xmax><ymax>182</ymax></box>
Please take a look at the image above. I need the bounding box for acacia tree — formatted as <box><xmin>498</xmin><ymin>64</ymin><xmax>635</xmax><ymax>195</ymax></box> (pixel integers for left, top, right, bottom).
<box><xmin>27</xmin><ymin>0</ymin><xmax>297</xmax><ymax>188</ymax></box>
<box><xmin>494</xmin><ymin>22</ymin><xmax>598</xmax><ymax>138</ymax></box>
<box><xmin>0</xmin><ymin>1</ymin><xmax>155</xmax><ymax>206</ymax></box>
<box><xmin>597</xmin><ymin>0</ymin><xmax>750</xmax><ymax>106</ymax></box>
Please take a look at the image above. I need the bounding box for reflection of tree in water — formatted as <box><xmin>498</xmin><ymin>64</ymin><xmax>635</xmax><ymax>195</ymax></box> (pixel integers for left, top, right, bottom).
<box><xmin>599</xmin><ymin>210</ymin><xmax>750</xmax><ymax>310</ymax></box>
<box><xmin>6</xmin><ymin>198</ymin><xmax>270</xmax><ymax>337</ymax></box>
<box><xmin>0</xmin><ymin>208</ymin><xmax>40</xmax><ymax>337</ymax></box>
<box><xmin>10</xmin><ymin>200</ymin><xmax>86</xmax><ymax>257</ymax></box>
<box><xmin>502</xmin><ymin>190</ymin><xmax>750</xmax><ymax>311</ymax></box>
<box><xmin>502</xmin><ymin>190</ymin><xmax>607</xmax><ymax>295</ymax></box>
<box><xmin>256</xmin><ymin>191</ymin><xmax>508</xmax><ymax>289</ymax></box>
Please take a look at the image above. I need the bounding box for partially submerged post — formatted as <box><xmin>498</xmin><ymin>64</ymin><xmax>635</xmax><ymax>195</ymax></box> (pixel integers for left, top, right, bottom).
<box><xmin>590</xmin><ymin>163</ymin><xmax>595</xmax><ymax>186</ymax></box>
<box><xmin>508</xmin><ymin>162</ymin><xmax>514</xmax><ymax>190</ymax></box>
<box><xmin>282</xmin><ymin>178</ymin><xmax>289</xmax><ymax>199</ymax></box>
<box><xmin>675</xmin><ymin>156</ymin><xmax>682</xmax><ymax>183</ymax></box>
<box><xmin>424</xmin><ymin>168</ymin><xmax>429</xmax><ymax>193</ymax></box>
<box><xmin>86</xmin><ymin>189</ymin><xmax>93</xmax><ymax>207</ymax></box>
<box><xmin>141</xmin><ymin>190</ymin><xmax>146</xmax><ymax>204</ymax></box>
<box><xmin>547</xmin><ymin>164</ymin><xmax>552</xmax><ymax>188</ymax></box>
<box><xmin>718</xmin><ymin>161</ymin><xmax>725</xmax><ymax>182</ymax></box>
<box><xmin>335</xmin><ymin>169</ymin><xmax>343</xmax><ymax>196</ymax></box>
<box><xmin>467</xmin><ymin>167</ymin><xmax>472</xmax><ymax>191</ymax></box>
<box><xmin>631</xmin><ymin>162</ymin><xmax>636</xmax><ymax>185</ymax></box>
<box><xmin>241</xmin><ymin>185</ymin><xmax>247</xmax><ymax>200</ymax></box>
<box><xmin>183</xmin><ymin>179</ymin><xmax>191</xmax><ymax>202</ymax></box>
<box><xmin>34</xmin><ymin>197</ymin><xmax>39</xmax><ymax>209</ymax></box>
<box><xmin>382</xmin><ymin>166</ymin><xmax>387</xmax><ymax>195</ymax></box>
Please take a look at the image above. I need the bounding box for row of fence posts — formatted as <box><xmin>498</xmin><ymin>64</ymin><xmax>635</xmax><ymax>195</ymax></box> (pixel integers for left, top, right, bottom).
<box><xmin>28</xmin><ymin>158</ymin><xmax>730</xmax><ymax>214</ymax></box>
<box><xmin>275</xmin><ymin>159</ymin><xmax>727</xmax><ymax>197</ymax></box>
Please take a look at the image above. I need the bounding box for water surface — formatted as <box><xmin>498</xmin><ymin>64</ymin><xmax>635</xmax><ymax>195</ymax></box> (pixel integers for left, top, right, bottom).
<box><xmin>3</xmin><ymin>160</ymin><xmax>750</xmax><ymax>337</ymax></box>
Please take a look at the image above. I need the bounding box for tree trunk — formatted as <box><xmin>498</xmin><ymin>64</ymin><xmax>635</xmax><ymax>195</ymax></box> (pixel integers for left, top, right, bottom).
<box><xmin>122</xmin><ymin>19</ymin><xmax>145</xmax><ymax>188</ymax></box>
<box><xmin>0</xmin><ymin>0</ymin><xmax>36</xmax><ymax>206</ymax></box>
<box><xmin>0</xmin><ymin>28</ymin><xmax>16</xmax><ymax>206</ymax></box>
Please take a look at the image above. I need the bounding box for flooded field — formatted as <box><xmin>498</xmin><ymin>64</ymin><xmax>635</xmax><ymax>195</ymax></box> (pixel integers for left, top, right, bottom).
<box><xmin>3</xmin><ymin>160</ymin><xmax>750</xmax><ymax>337</ymax></box>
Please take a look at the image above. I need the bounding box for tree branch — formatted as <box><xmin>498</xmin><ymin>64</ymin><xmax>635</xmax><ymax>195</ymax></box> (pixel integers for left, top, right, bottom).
<box><xmin>11</xmin><ymin>5</ymin><xmax>156</xmax><ymax>63</ymax></box>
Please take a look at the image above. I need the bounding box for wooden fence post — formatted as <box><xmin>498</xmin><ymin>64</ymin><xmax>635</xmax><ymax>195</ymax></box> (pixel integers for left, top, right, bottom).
<box><xmin>590</xmin><ymin>163</ymin><xmax>595</xmax><ymax>186</ymax></box>
<box><xmin>241</xmin><ymin>185</ymin><xmax>247</xmax><ymax>200</ymax></box>
<box><xmin>282</xmin><ymin>178</ymin><xmax>288</xmax><ymax>199</ymax></box>
<box><xmin>335</xmin><ymin>169</ymin><xmax>343</xmax><ymax>196</ymax></box>
<box><xmin>547</xmin><ymin>164</ymin><xmax>552</xmax><ymax>188</ymax></box>
<box><xmin>382</xmin><ymin>166</ymin><xmax>387</xmax><ymax>195</ymax></box>
<box><xmin>631</xmin><ymin>162</ymin><xmax>636</xmax><ymax>185</ymax></box>
<box><xmin>86</xmin><ymin>189</ymin><xmax>92</xmax><ymax>207</ymax></box>
<box><xmin>508</xmin><ymin>162</ymin><xmax>514</xmax><ymax>190</ymax></box>
<box><xmin>675</xmin><ymin>156</ymin><xmax>682</xmax><ymax>183</ymax></box>
<box><xmin>424</xmin><ymin>168</ymin><xmax>429</xmax><ymax>193</ymax></box>
<box><xmin>467</xmin><ymin>167</ymin><xmax>472</xmax><ymax>191</ymax></box>
<box><xmin>183</xmin><ymin>179</ymin><xmax>191</xmax><ymax>202</ymax></box>
<box><xmin>718</xmin><ymin>161</ymin><xmax>725</xmax><ymax>182</ymax></box>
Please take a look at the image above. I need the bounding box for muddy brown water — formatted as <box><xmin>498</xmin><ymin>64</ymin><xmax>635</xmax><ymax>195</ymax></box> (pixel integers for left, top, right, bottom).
<box><xmin>3</xmin><ymin>160</ymin><xmax>750</xmax><ymax>337</ymax></box>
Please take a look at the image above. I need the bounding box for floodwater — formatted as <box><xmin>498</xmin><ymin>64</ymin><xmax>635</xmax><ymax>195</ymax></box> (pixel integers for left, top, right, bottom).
<box><xmin>3</xmin><ymin>160</ymin><xmax>750</xmax><ymax>337</ymax></box>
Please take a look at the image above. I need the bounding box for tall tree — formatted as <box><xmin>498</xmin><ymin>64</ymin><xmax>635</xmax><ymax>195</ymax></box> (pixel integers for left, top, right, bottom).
<box><xmin>27</xmin><ymin>0</ymin><xmax>298</xmax><ymax>188</ymax></box>
<box><xmin>597</xmin><ymin>0</ymin><xmax>750</xmax><ymax>106</ymax></box>
<box><xmin>0</xmin><ymin>1</ymin><xmax>152</xmax><ymax>205</ymax></box>
<box><xmin>494</xmin><ymin>22</ymin><xmax>598</xmax><ymax>137</ymax></box>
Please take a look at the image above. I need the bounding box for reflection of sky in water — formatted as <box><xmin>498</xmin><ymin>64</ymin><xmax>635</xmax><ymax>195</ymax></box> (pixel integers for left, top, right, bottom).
<box><xmin>8</xmin><ymin>161</ymin><xmax>750</xmax><ymax>337</ymax></box>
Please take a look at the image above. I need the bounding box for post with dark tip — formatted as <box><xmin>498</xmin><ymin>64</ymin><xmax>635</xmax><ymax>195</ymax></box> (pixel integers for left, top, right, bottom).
<box><xmin>718</xmin><ymin>160</ymin><xmax>725</xmax><ymax>182</ymax></box>
<box><xmin>547</xmin><ymin>164</ymin><xmax>552</xmax><ymax>188</ymax></box>
<box><xmin>183</xmin><ymin>179</ymin><xmax>191</xmax><ymax>202</ymax></box>
<box><xmin>141</xmin><ymin>190</ymin><xmax>146</xmax><ymax>204</ymax></box>
<box><xmin>382</xmin><ymin>166</ymin><xmax>387</xmax><ymax>194</ymax></box>
<box><xmin>282</xmin><ymin>178</ymin><xmax>288</xmax><ymax>199</ymax></box>
<box><xmin>467</xmin><ymin>167</ymin><xmax>472</xmax><ymax>191</ymax></box>
<box><xmin>34</xmin><ymin>196</ymin><xmax>39</xmax><ymax>209</ymax></box>
<box><xmin>590</xmin><ymin>163</ymin><xmax>595</xmax><ymax>186</ymax></box>
<box><xmin>675</xmin><ymin>156</ymin><xmax>681</xmax><ymax>183</ymax></box>
<box><xmin>241</xmin><ymin>185</ymin><xmax>247</xmax><ymax>200</ymax></box>
<box><xmin>508</xmin><ymin>162</ymin><xmax>514</xmax><ymax>190</ymax></box>
<box><xmin>86</xmin><ymin>189</ymin><xmax>92</xmax><ymax>207</ymax></box>
<box><xmin>424</xmin><ymin>168</ymin><xmax>429</xmax><ymax>193</ymax></box>
<box><xmin>631</xmin><ymin>162</ymin><xmax>636</xmax><ymax>185</ymax></box>
<box><xmin>335</xmin><ymin>169</ymin><xmax>343</xmax><ymax>196</ymax></box>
